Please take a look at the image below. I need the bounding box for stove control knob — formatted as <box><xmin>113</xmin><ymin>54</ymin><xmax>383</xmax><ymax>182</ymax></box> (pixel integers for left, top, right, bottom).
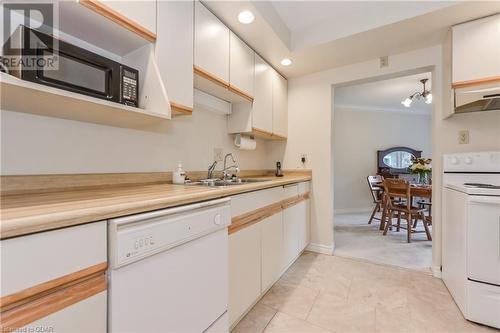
<box><xmin>450</xmin><ymin>156</ymin><xmax>459</xmax><ymax>165</ymax></box>
<box><xmin>464</xmin><ymin>157</ymin><xmax>473</xmax><ymax>165</ymax></box>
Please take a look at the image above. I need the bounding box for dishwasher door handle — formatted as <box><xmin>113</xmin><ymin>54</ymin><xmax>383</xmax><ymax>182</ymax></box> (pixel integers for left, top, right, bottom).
<box><xmin>110</xmin><ymin>197</ymin><xmax>231</xmax><ymax>226</ymax></box>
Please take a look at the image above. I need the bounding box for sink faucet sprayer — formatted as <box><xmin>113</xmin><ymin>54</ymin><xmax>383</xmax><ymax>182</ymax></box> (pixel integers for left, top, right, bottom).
<box><xmin>222</xmin><ymin>153</ymin><xmax>239</xmax><ymax>180</ymax></box>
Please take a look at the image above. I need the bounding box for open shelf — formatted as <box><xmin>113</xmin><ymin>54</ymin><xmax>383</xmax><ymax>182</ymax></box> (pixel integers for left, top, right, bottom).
<box><xmin>0</xmin><ymin>73</ymin><xmax>170</xmax><ymax>131</ymax></box>
<box><xmin>58</xmin><ymin>1</ymin><xmax>156</xmax><ymax>57</ymax></box>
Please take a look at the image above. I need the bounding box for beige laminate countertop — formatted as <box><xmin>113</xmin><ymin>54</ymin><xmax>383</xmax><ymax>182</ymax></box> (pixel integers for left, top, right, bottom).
<box><xmin>0</xmin><ymin>174</ymin><xmax>311</xmax><ymax>239</ymax></box>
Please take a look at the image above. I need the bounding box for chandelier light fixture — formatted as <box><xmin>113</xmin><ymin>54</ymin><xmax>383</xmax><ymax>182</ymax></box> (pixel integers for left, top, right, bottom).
<box><xmin>401</xmin><ymin>78</ymin><xmax>432</xmax><ymax>108</ymax></box>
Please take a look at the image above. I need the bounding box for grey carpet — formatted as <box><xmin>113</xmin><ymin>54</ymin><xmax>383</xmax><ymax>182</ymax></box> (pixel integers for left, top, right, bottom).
<box><xmin>333</xmin><ymin>210</ymin><xmax>432</xmax><ymax>272</ymax></box>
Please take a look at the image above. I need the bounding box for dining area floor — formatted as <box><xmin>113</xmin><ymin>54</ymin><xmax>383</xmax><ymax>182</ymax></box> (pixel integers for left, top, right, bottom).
<box><xmin>231</xmin><ymin>252</ymin><xmax>495</xmax><ymax>333</ymax></box>
<box><xmin>334</xmin><ymin>212</ymin><xmax>432</xmax><ymax>272</ymax></box>
<box><xmin>333</xmin><ymin>211</ymin><xmax>432</xmax><ymax>271</ymax></box>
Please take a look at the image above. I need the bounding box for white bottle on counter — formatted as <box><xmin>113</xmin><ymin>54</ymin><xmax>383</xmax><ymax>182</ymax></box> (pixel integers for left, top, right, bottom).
<box><xmin>172</xmin><ymin>161</ymin><xmax>186</xmax><ymax>184</ymax></box>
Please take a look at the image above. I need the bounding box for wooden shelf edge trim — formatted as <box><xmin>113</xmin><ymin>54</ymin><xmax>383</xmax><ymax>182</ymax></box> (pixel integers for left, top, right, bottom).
<box><xmin>0</xmin><ymin>262</ymin><xmax>107</xmax><ymax>311</ymax></box>
<box><xmin>193</xmin><ymin>66</ymin><xmax>229</xmax><ymax>89</ymax></box>
<box><xmin>79</xmin><ymin>0</ymin><xmax>156</xmax><ymax>42</ymax></box>
<box><xmin>0</xmin><ymin>274</ymin><xmax>106</xmax><ymax>330</ymax></box>
<box><xmin>170</xmin><ymin>102</ymin><xmax>193</xmax><ymax>115</ymax></box>
<box><xmin>228</xmin><ymin>84</ymin><xmax>254</xmax><ymax>102</ymax></box>
<box><xmin>252</xmin><ymin>128</ymin><xmax>287</xmax><ymax>141</ymax></box>
<box><xmin>228</xmin><ymin>191</ymin><xmax>310</xmax><ymax>234</ymax></box>
<box><xmin>452</xmin><ymin>76</ymin><xmax>500</xmax><ymax>89</ymax></box>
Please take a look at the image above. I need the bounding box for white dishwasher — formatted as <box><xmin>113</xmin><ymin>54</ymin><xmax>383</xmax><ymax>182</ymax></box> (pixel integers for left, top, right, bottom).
<box><xmin>108</xmin><ymin>198</ymin><xmax>231</xmax><ymax>333</ymax></box>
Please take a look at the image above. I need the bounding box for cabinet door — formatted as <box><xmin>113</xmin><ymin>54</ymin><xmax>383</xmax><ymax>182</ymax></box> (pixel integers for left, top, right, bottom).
<box><xmin>230</xmin><ymin>32</ymin><xmax>254</xmax><ymax>97</ymax></box>
<box><xmin>252</xmin><ymin>54</ymin><xmax>273</xmax><ymax>133</ymax></box>
<box><xmin>25</xmin><ymin>291</ymin><xmax>107</xmax><ymax>333</ymax></box>
<box><xmin>452</xmin><ymin>14</ymin><xmax>500</xmax><ymax>83</ymax></box>
<box><xmin>156</xmin><ymin>0</ymin><xmax>194</xmax><ymax>111</ymax></box>
<box><xmin>261</xmin><ymin>213</ymin><xmax>284</xmax><ymax>292</ymax></box>
<box><xmin>228</xmin><ymin>223</ymin><xmax>261</xmax><ymax>326</ymax></box>
<box><xmin>283</xmin><ymin>205</ymin><xmax>300</xmax><ymax>269</ymax></box>
<box><xmin>272</xmin><ymin>70</ymin><xmax>288</xmax><ymax>138</ymax></box>
<box><xmin>298</xmin><ymin>200</ymin><xmax>310</xmax><ymax>252</ymax></box>
<box><xmin>194</xmin><ymin>1</ymin><xmax>230</xmax><ymax>83</ymax></box>
<box><xmin>101</xmin><ymin>1</ymin><xmax>157</xmax><ymax>34</ymax></box>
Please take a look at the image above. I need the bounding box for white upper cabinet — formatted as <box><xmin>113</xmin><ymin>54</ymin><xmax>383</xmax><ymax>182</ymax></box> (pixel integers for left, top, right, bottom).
<box><xmin>252</xmin><ymin>54</ymin><xmax>273</xmax><ymax>133</ymax></box>
<box><xmin>156</xmin><ymin>0</ymin><xmax>194</xmax><ymax>113</ymax></box>
<box><xmin>229</xmin><ymin>32</ymin><xmax>255</xmax><ymax>97</ymax></box>
<box><xmin>100</xmin><ymin>1</ymin><xmax>157</xmax><ymax>35</ymax></box>
<box><xmin>452</xmin><ymin>14</ymin><xmax>500</xmax><ymax>84</ymax></box>
<box><xmin>272</xmin><ymin>70</ymin><xmax>288</xmax><ymax>138</ymax></box>
<box><xmin>194</xmin><ymin>1</ymin><xmax>230</xmax><ymax>83</ymax></box>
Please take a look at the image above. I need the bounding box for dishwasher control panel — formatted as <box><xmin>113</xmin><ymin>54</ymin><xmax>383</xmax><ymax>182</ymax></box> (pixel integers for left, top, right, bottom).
<box><xmin>108</xmin><ymin>200</ymin><xmax>231</xmax><ymax>268</ymax></box>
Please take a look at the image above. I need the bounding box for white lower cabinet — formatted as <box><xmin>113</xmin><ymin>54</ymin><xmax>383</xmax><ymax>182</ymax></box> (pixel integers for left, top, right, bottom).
<box><xmin>261</xmin><ymin>213</ymin><xmax>284</xmax><ymax>292</ymax></box>
<box><xmin>228</xmin><ymin>222</ymin><xmax>262</xmax><ymax>326</ymax></box>
<box><xmin>283</xmin><ymin>204</ymin><xmax>301</xmax><ymax>268</ymax></box>
<box><xmin>297</xmin><ymin>200</ymin><xmax>309</xmax><ymax>252</ymax></box>
<box><xmin>0</xmin><ymin>222</ymin><xmax>107</xmax><ymax>331</ymax></box>
<box><xmin>25</xmin><ymin>291</ymin><xmax>107</xmax><ymax>333</ymax></box>
<box><xmin>228</xmin><ymin>182</ymin><xmax>311</xmax><ymax>328</ymax></box>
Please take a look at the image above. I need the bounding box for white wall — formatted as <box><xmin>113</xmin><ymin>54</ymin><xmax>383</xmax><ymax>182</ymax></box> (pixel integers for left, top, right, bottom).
<box><xmin>283</xmin><ymin>44</ymin><xmax>500</xmax><ymax>271</ymax></box>
<box><xmin>0</xmin><ymin>108</ymin><xmax>278</xmax><ymax>175</ymax></box>
<box><xmin>333</xmin><ymin>108</ymin><xmax>432</xmax><ymax>212</ymax></box>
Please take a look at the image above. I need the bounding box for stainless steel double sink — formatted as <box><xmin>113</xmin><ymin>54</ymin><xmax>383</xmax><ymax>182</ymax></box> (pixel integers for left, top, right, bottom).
<box><xmin>187</xmin><ymin>178</ymin><xmax>266</xmax><ymax>187</ymax></box>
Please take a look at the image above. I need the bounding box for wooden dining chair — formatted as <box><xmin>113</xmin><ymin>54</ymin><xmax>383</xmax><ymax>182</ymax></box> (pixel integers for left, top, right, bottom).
<box><xmin>367</xmin><ymin>175</ymin><xmax>383</xmax><ymax>224</ymax></box>
<box><xmin>382</xmin><ymin>179</ymin><xmax>432</xmax><ymax>243</ymax></box>
<box><xmin>417</xmin><ymin>199</ymin><xmax>432</xmax><ymax>226</ymax></box>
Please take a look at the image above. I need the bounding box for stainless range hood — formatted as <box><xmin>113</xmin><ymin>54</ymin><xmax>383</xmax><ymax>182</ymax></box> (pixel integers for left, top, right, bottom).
<box><xmin>454</xmin><ymin>81</ymin><xmax>500</xmax><ymax>113</ymax></box>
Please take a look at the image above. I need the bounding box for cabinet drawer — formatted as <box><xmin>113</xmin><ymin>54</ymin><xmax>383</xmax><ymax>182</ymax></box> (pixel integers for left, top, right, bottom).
<box><xmin>466</xmin><ymin>280</ymin><xmax>500</xmax><ymax>329</ymax></box>
<box><xmin>1</xmin><ymin>221</ymin><xmax>107</xmax><ymax>297</ymax></box>
<box><xmin>283</xmin><ymin>183</ymin><xmax>298</xmax><ymax>198</ymax></box>
<box><xmin>231</xmin><ymin>187</ymin><xmax>283</xmax><ymax>217</ymax></box>
<box><xmin>298</xmin><ymin>181</ymin><xmax>310</xmax><ymax>194</ymax></box>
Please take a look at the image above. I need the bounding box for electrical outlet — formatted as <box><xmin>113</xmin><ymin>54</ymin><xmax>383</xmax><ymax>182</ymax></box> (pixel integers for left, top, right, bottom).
<box><xmin>380</xmin><ymin>56</ymin><xmax>389</xmax><ymax>68</ymax></box>
<box><xmin>300</xmin><ymin>153</ymin><xmax>307</xmax><ymax>164</ymax></box>
<box><xmin>458</xmin><ymin>130</ymin><xmax>469</xmax><ymax>144</ymax></box>
<box><xmin>213</xmin><ymin>148</ymin><xmax>223</xmax><ymax>162</ymax></box>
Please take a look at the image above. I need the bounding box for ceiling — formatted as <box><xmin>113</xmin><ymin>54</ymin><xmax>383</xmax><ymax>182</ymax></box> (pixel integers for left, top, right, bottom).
<box><xmin>204</xmin><ymin>1</ymin><xmax>500</xmax><ymax>78</ymax></box>
<box><xmin>270</xmin><ymin>1</ymin><xmax>457</xmax><ymax>51</ymax></box>
<box><xmin>334</xmin><ymin>72</ymin><xmax>433</xmax><ymax>115</ymax></box>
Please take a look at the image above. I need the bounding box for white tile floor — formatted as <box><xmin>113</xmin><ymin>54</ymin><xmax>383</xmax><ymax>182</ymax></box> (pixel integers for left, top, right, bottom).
<box><xmin>333</xmin><ymin>210</ymin><xmax>432</xmax><ymax>271</ymax></box>
<box><xmin>232</xmin><ymin>252</ymin><xmax>497</xmax><ymax>333</ymax></box>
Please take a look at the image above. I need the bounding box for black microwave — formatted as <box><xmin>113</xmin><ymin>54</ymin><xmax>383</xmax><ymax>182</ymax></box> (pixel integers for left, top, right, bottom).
<box><xmin>2</xmin><ymin>26</ymin><xmax>139</xmax><ymax>107</ymax></box>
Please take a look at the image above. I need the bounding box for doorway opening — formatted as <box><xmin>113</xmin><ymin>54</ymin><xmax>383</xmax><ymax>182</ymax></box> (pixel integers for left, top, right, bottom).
<box><xmin>332</xmin><ymin>70</ymin><xmax>433</xmax><ymax>272</ymax></box>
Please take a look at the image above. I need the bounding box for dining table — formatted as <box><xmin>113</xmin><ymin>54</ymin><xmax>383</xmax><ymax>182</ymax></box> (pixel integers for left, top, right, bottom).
<box><xmin>375</xmin><ymin>183</ymin><xmax>432</xmax><ymax>231</ymax></box>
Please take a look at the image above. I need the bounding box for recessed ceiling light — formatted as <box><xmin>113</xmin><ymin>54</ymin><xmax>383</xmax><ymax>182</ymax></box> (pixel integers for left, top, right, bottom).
<box><xmin>238</xmin><ymin>10</ymin><xmax>254</xmax><ymax>24</ymax></box>
<box><xmin>281</xmin><ymin>58</ymin><xmax>292</xmax><ymax>66</ymax></box>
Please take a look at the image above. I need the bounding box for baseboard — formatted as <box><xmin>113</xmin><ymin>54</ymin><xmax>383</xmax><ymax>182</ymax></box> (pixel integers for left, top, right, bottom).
<box><xmin>432</xmin><ymin>265</ymin><xmax>442</xmax><ymax>278</ymax></box>
<box><xmin>334</xmin><ymin>207</ymin><xmax>372</xmax><ymax>215</ymax></box>
<box><xmin>306</xmin><ymin>242</ymin><xmax>335</xmax><ymax>255</ymax></box>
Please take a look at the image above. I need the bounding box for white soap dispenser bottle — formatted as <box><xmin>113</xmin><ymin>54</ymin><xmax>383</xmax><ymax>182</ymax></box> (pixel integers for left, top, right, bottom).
<box><xmin>172</xmin><ymin>161</ymin><xmax>186</xmax><ymax>184</ymax></box>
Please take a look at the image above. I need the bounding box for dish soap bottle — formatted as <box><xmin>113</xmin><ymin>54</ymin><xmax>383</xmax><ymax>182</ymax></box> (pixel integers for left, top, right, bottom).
<box><xmin>275</xmin><ymin>162</ymin><xmax>283</xmax><ymax>177</ymax></box>
<box><xmin>173</xmin><ymin>161</ymin><xmax>186</xmax><ymax>184</ymax></box>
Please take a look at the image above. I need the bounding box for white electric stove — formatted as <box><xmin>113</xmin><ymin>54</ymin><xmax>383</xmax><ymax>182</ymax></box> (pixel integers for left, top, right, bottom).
<box><xmin>442</xmin><ymin>151</ymin><xmax>500</xmax><ymax>329</ymax></box>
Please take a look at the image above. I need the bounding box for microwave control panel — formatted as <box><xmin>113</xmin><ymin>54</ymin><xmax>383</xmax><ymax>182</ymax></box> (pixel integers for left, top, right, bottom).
<box><xmin>120</xmin><ymin>67</ymin><xmax>138</xmax><ymax>107</ymax></box>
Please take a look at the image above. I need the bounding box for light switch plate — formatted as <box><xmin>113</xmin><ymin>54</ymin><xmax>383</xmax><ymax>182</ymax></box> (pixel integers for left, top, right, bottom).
<box><xmin>458</xmin><ymin>130</ymin><xmax>469</xmax><ymax>144</ymax></box>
